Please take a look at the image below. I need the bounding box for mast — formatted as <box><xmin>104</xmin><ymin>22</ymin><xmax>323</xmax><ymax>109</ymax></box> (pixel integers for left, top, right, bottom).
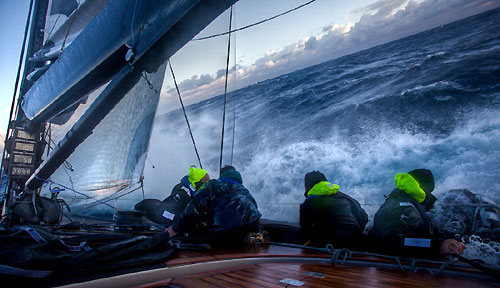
<box><xmin>1</xmin><ymin>0</ymin><xmax>49</xmax><ymax>216</ymax></box>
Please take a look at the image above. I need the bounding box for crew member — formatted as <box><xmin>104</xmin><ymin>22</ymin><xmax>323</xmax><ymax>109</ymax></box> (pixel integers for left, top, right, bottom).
<box><xmin>372</xmin><ymin>169</ymin><xmax>466</xmax><ymax>257</ymax></box>
<box><xmin>135</xmin><ymin>165</ymin><xmax>209</xmax><ymax>225</ymax></box>
<box><xmin>166</xmin><ymin>166</ymin><xmax>262</xmax><ymax>246</ymax></box>
<box><xmin>300</xmin><ymin>171</ymin><xmax>368</xmax><ymax>248</ymax></box>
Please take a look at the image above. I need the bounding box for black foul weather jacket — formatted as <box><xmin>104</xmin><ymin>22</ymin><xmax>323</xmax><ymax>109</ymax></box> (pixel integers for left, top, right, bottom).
<box><xmin>372</xmin><ymin>189</ymin><xmax>441</xmax><ymax>257</ymax></box>
<box><xmin>134</xmin><ymin>178</ymin><xmax>192</xmax><ymax>225</ymax></box>
<box><xmin>172</xmin><ymin>170</ymin><xmax>262</xmax><ymax>237</ymax></box>
<box><xmin>300</xmin><ymin>191</ymin><xmax>368</xmax><ymax>248</ymax></box>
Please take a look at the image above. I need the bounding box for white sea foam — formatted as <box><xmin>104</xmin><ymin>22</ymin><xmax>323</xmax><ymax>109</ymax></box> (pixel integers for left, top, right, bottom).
<box><xmin>425</xmin><ymin>51</ymin><xmax>446</xmax><ymax>59</ymax></box>
<box><xmin>462</xmin><ymin>235</ymin><xmax>500</xmax><ymax>270</ymax></box>
<box><xmin>400</xmin><ymin>80</ymin><xmax>456</xmax><ymax>96</ymax></box>
<box><xmin>144</xmin><ymin>110</ymin><xmax>223</xmax><ymax>199</ymax></box>
<box><xmin>145</xmin><ymin>106</ymin><xmax>500</xmax><ymax>225</ymax></box>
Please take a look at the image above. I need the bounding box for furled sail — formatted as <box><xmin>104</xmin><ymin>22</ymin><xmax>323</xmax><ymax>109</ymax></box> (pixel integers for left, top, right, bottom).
<box><xmin>22</xmin><ymin>0</ymin><xmax>236</xmax><ymax>127</ymax></box>
<box><xmin>31</xmin><ymin>0</ymin><xmax>110</xmax><ymax>63</ymax></box>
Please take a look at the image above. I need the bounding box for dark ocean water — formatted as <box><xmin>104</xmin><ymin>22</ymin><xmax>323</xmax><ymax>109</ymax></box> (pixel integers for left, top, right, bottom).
<box><xmin>148</xmin><ymin>7</ymin><xmax>500</xmax><ymax>265</ymax></box>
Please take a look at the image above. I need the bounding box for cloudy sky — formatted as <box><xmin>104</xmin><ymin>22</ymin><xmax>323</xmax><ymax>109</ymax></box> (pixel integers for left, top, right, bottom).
<box><xmin>159</xmin><ymin>0</ymin><xmax>500</xmax><ymax>113</ymax></box>
<box><xmin>1</xmin><ymin>0</ymin><xmax>500</xmax><ymax>153</ymax></box>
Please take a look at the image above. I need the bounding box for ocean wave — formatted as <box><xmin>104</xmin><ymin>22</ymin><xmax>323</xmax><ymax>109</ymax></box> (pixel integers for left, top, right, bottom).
<box><xmin>462</xmin><ymin>235</ymin><xmax>500</xmax><ymax>270</ymax></box>
<box><xmin>236</xmin><ymin>107</ymin><xmax>500</xmax><ymax>222</ymax></box>
<box><xmin>400</xmin><ymin>80</ymin><xmax>459</xmax><ymax>96</ymax></box>
<box><xmin>426</xmin><ymin>51</ymin><xmax>446</xmax><ymax>59</ymax></box>
<box><xmin>137</xmin><ymin>8</ymin><xmax>500</xmax><ymax>266</ymax></box>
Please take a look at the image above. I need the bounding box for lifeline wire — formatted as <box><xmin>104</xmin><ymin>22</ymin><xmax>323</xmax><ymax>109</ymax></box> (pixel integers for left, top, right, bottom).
<box><xmin>219</xmin><ymin>6</ymin><xmax>233</xmax><ymax>173</ymax></box>
<box><xmin>168</xmin><ymin>61</ymin><xmax>203</xmax><ymax>169</ymax></box>
<box><xmin>193</xmin><ymin>0</ymin><xmax>315</xmax><ymax>41</ymax></box>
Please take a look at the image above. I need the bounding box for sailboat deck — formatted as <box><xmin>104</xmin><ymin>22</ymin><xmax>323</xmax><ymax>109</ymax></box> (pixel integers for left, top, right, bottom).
<box><xmin>68</xmin><ymin>244</ymin><xmax>499</xmax><ymax>288</ymax></box>
<box><xmin>143</xmin><ymin>262</ymin><xmax>498</xmax><ymax>288</ymax></box>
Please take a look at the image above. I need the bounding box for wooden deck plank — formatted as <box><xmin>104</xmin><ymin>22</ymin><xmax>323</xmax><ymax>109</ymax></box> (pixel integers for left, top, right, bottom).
<box><xmin>301</xmin><ymin>264</ymin><xmax>499</xmax><ymax>288</ymax></box>
<box><xmin>301</xmin><ymin>265</ymin><xmax>392</xmax><ymax>287</ymax></box>
<box><xmin>223</xmin><ymin>271</ymin><xmax>284</xmax><ymax>288</ymax></box>
<box><xmin>169</xmin><ymin>278</ymin><xmax>221</xmax><ymax>288</ymax></box>
<box><xmin>245</xmin><ymin>265</ymin><xmax>332</xmax><ymax>288</ymax></box>
<box><xmin>234</xmin><ymin>270</ymin><xmax>289</xmax><ymax>286</ymax></box>
<box><xmin>175</xmin><ymin>264</ymin><xmax>259</xmax><ymax>279</ymax></box>
<box><xmin>157</xmin><ymin>245</ymin><xmax>499</xmax><ymax>288</ymax></box>
<box><xmin>203</xmin><ymin>276</ymin><xmax>244</xmax><ymax>288</ymax></box>
<box><xmin>276</xmin><ymin>265</ymin><xmax>360</xmax><ymax>286</ymax></box>
<box><xmin>212</xmin><ymin>274</ymin><xmax>256</xmax><ymax>287</ymax></box>
<box><xmin>238</xmin><ymin>268</ymin><xmax>338</xmax><ymax>287</ymax></box>
<box><xmin>263</xmin><ymin>265</ymin><xmax>340</xmax><ymax>288</ymax></box>
<box><xmin>299</xmin><ymin>264</ymin><xmax>437</xmax><ymax>288</ymax></box>
<box><xmin>260</xmin><ymin>263</ymin><xmax>448</xmax><ymax>288</ymax></box>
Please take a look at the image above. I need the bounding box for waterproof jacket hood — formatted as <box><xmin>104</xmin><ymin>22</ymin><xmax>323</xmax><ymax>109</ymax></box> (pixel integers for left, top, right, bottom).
<box><xmin>306</xmin><ymin>181</ymin><xmax>340</xmax><ymax>197</ymax></box>
<box><xmin>395</xmin><ymin>173</ymin><xmax>426</xmax><ymax>203</ymax></box>
<box><xmin>219</xmin><ymin>169</ymin><xmax>243</xmax><ymax>184</ymax></box>
<box><xmin>188</xmin><ymin>165</ymin><xmax>208</xmax><ymax>189</ymax></box>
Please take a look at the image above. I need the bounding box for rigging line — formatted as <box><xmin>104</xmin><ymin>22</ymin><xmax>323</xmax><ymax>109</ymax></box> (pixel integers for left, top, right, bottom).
<box><xmin>130</xmin><ymin>0</ymin><xmax>140</xmax><ymax>48</ymax></box>
<box><xmin>230</xmin><ymin>7</ymin><xmax>237</xmax><ymax>165</ymax></box>
<box><xmin>72</xmin><ymin>184</ymin><xmax>143</xmax><ymax>212</ymax></box>
<box><xmin>140</xmin><ymin>177</ymin><xmax>145</xmax><ymax>200</ymax></box>
<box><xmin>193</xmin><ymin>0</ymin><xmax>316</xmax><ymax>41</ymax></box>
<box><xmin>45</xmin><ymin>0</ymin><xmax>72</xmax><ymax>41</ymax></box>
<box><xmin>219</xmin><ymin>6</ymin><xmax>233</xmax><ymax>173</ymax></box>
<box><xmin>62</xmin><ymin>165</ymin><xmax>75</xmax><ymax>191</ymax></box>
<box><xmin>141</xmin><ymin>71</ymin><xmax>159</xmax><ymax>94</ymax></box>
<box><xmin>147</xmin><ymin>156</ymin><xmax>155</xmax><ymax>169</ymax></box>
<box><xmin>49</xmin><ymin>181</ymin><xmax>115</xmax><ymax>210</ymax></box>
<box><xmin>168</xmin><ymin>61</ymin><xmax>203</xmax><ymax>169</ymax></box>
<box><xmin>0</xmin><ymin>0</ymin><xmax>34</xmax><ymax>181</ymax></box>
<box><xmin>60</xmin><ymin>0</ymin><xmax>81</xmax><ymax>53</ymax></box>
<box><xmin>46</xmin><ymin>124</ymin><xmax>52</xmax><ymax>157</ymax></box>
<box><xmin>45</xmin><ymin>14</ymin><xmax>61</xmax><ymax>42</ymax></box>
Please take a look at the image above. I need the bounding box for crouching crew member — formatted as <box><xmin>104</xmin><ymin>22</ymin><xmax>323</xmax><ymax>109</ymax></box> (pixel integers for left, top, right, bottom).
<box><xmin>166</xmin><ymin>166</ymin><xmax>262</xmax><ymax>246</ymax></box>
<box><xmin>300</xmin><ymin>171</ymin><xmax>368</xmax><ymax>248</ymax></box>
<box><xmin>135</xmin><ymin>165</ymin><xmax>209</xmax><ymax>225</ymax></box>
<box><xmin>372</xmin><ymin>169</ymin><xmax>466</xmax><ymax>257</ymax></box>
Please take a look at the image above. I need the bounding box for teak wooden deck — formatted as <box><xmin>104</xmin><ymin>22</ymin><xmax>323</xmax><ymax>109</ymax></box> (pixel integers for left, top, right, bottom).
<box><xmin>66</xmin><ymin>244</ymin><xmax>500</xmax><ymax>288</ymax></box>
<box><xmin>143</xmin><ymin>263</ymin><xmax>498</xmax><ymax>288</ymax></box>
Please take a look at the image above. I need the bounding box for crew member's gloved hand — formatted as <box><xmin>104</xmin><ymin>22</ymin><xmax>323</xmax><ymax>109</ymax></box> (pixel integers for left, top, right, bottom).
<box><xmin>165</xmin><ymin>226</ymin><xmax>177</xmax><ymax>238</ymax></box>
<box><xmin>440</xmin><ymin>239</ymin><xmax>466</xmax><ymax>255</ymax></box>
